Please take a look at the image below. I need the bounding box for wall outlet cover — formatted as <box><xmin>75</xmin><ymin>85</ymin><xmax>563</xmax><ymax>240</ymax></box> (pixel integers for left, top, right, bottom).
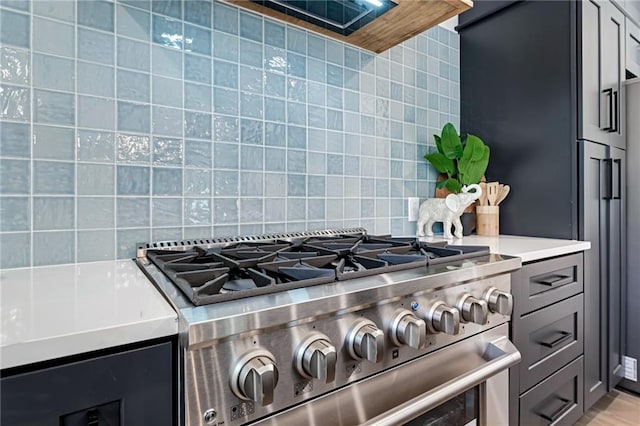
<box><xmin>623</xmin><ymin>356</ymin><xmax>637</xmax><ymax>381</ymax></box>
<box><xmin>408</xmin><ymin>198</ymin><xmax>420</xmax><ymax>222</ymax></box>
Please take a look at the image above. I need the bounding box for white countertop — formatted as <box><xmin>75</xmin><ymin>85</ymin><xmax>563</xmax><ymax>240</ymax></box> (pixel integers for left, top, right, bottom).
<box><xmin>0</xmin><ymin>260</ymin><xmax>178</xmax><ymax>370</ymax></box>
<box><xmin>419</xmin><ymin>234</ymin><xmax>590</xmax><ymax>262</ymax></box>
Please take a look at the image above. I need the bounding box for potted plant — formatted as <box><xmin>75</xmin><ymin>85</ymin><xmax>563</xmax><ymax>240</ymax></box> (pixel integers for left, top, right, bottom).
<box><xmin>423</xmin><ymin>122</ymin><xmax>490</xmax><ymax>234</ymax></box>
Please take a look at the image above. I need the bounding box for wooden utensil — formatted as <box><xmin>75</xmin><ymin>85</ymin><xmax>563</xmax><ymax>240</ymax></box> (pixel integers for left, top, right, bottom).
<box><xmin>495</xmin><ymin>185</ymin><xmax>510</xmax><ymax>205</ymax></box>
<box><xmin>486</xmin><ymin>182</ymin><xmax>499</xmax><ymax>206</ymax></box>
<box><xmin>479</xmin><ymin>182</ymin><xmax>488</xmax><ymax>205</ymax></box>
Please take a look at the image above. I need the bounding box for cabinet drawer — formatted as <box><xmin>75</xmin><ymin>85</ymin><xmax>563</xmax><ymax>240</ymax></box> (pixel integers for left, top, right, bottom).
<box><xmin>519</xmin><ymin>356</ymin><xmax>584</xmax><ymax>426</ymax></box>
<box><xmin>513</xmin><ymin>253</ymin><xmax>583</xmax><ymax>317</ymax></box>
<box><xmin>514</xmin><ymin>294</ymin><xmax>584</xmax><ymax>392</ymax></box>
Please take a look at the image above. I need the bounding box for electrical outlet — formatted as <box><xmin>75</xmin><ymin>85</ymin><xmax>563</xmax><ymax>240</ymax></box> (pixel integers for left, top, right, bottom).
<box><xmin>408</xmin><ymin>198</ymin><xmax>420</xmax><ymax>222</ymax></box>
<box><xmin>623</xmin><ymin>356</ymin><xmax>637</xmax><ymax>381</ymax></box>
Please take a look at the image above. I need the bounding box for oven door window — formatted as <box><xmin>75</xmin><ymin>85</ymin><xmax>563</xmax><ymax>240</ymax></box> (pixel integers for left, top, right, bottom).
<box><xmin>403</xmin><ymin>386</ymin><xmax>479</xmax><ymax>426</ymax></box>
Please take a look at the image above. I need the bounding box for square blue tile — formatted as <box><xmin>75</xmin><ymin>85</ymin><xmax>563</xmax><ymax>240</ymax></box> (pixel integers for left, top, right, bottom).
<box><xmin>213</xmin><ymin>31</ymin><xmax>238</xmax><ymax>61</ymax></box>
<box><xmin>153</xmin><ymin>167</ymin><xmax>182</xmax><ymax>195</ymax></box>
<box><xmin>264</xmin><ymin>72</ymin><xmax>285</xmax><ymax>97</ymax></box>
<box><xmin>213</xmin><ymin>170</ymin><xmax>238</xmax><ymax>196</ymax></box>
<box><xmin>239</xmin><ymin>198</ymin><xmax>264</xmax><ymax>223</ymax></box>
<box><xmin>152</xmin><ymin>198</ymin><xmax>182</xmax><ymax>226</ymax></box>
<box><xmin>287</xmin><ymin>125</ymin><xmax>306</xmax><ymax>149</ymax></box>
<box><xmin>0</xmin><ymin>196</ymin><xmax>29</xmax><ymax>231</ymax></box>
<box><xmin>78</xmin><ymin>0</ymin><xmax>114</xmax><ymax>32</ymax></box>
<box><xmin>287</xmin><ymin>27</ymin><xmax>306</xmax><ymax>54</ymax></box>
<box><xmin>239</xmin><ymin>39</ymin><xmax>262</xmax><ymax>68</ymax></box>
<box><xmin>33</xmin><ymin>125</ymin><xmax>74</xmax><ymax>160</ymax></box>
<box><xmin>152</xmin><ymin>106</ymin><xmax>182</xmax><ymax>137</ymax></box>
<box><xmin>152</xmin><ymin>0</ymin><xmax>181</xmax><ymax>19</ymax></box>
<box><xmin>117</xmin><ymin>165</ymin><xmax>150</xmax><ymax>195</ymax></box>
<box><xmin>213</xmin><ymin>87</ymin><xmax>238</xmax><ymax>114</ymax></box>
<box><xmin>240</xmin><ymin>172</ymin><xmax>263</xmax><ymax>196</ymax></box>
<box><xmin>307</xmin><ymin>34</ymin><xmax>325</xmax><ymax>60</ymax></box>
<box><xmin>287</xmin><ymin>174</ymin><xmax>306</xmax><ymax>196</ymax></box>
<box><xmin>213</xmin><ymin>2</ymin><xmax>238</xmax><ymax>35</ymax></box>
<box><xmin>33</xmin><ymin>89</ymin><xmax>74</xmax><ymax>126</ymax></box>
<box><xmin>184</xmin><ymin>198</ymin><xmax>211</xmax><ymax>225</ymax></box>
<box><xmin>308</xmin><ymin>199</ymin><xmax>325</xmax><ymax>220</ymax></box>
<box><xmin>152</xmin><ymin>137</ymin><xmax>183</xmax><ymax>166</ymax></box>
<box><xmin>326</xmin><ymin>64</ymin><xmax>343</xmax><ymax>87</ymax></box>
<box><xmin>185</xmin><ymin>111</ymin><xmax>212</xmax><ymax>140</ymax></box>
<box><xmin>240</xmin><ymin>118</ymin><xmax>263</xmax><ymax>144</ymax></box>
<box><xmin>326</xmin><ymin>40</ymin><xmax>343</xmax><ymax>65</ymax></box>
<box><xmin>264</xmin><ymin>197</ymin><xmax>284</xmax><ymax>222</ymax></box>
<box><xmin>264</xmin><ymin>148</ymin><xmax>285</xmax><ymax>172</ymax></box>
<box><xmin>152</xmin><ymin>45</ymin><xmax>182</xmax><ymax>78</ymax></box>
<box><xmin>240</xmin><ymin>145</ymin><xmax>263</xmax><ymax>170</ymax></box>
<box><xmin>117</xmin><ymin>4</ymin><xmax>149</xmax><ymax>41</ymax></box>
<box><xmin>327</xmin><ymin>88</ymin><xmax>343</xmax><ymax>109</ymax></box>
<box><xmin>264</xmin><ymin>19</ymin><xmax>284</xmax><ymax>48</ymax></box>
<box><xmin>1</xmin><ymin>46</ymin><xmax>30</xmax><ymax>86</ymax></box>
<box><xmin>185</xmin><ymin>140</ymin><xmax>212</xmax><ymax>168</ymax></box>
<box><xmin>287</xmin><ymin>102</ymin><xmax>306</xmax><ymax>125</ymax></box>
<box><xmin>116</xmin><ymin>133</ymin><xmax>149</xmax><ymax>163</ymax></box>
<box><xmin>118</xmin><ymin>102</ymin><xmax>150</xmax><ymax>133</ymax></box>
<box><xmin>77</xmin><ymin>130</ymin><xmax>115</xmax><ymax>162</ymax></box>
<box><xmin>29</xmin><ymin>197</ymin><xmax>70</xmax><ymax>232</ymax></box>
<box><xmin>32</xmin><ymin>54</ymin><xmax>74</xmax><ymax>92</ymax></box>
<box><xmin>77</xmin><ymin>230</ymin><xmax>116</xmax><ymax>262</ymax></box>
<box><xmin>78</xmin><ymin>96</ymin><xmax>115</xmax><ymax>130</ymax></box>
<box><xmin>0</xmin><ymin>232</ymin><xmax>30</xmax><ymax>268</ymax></box>
<box><xmin>264</xmin><ymin>97</ymin><xmax>285</xmax><ymax>122</ymax></box>
<box><xmin>240</xmin><ymin>93</ymin><xmax>263</xmax><ymax>119</ymax></box>
<box><xmin>287</xmin><ymin>150</ymin><xmax>306</xmax><ymax>173</ymax></box>
<box><xmin>1</xmin><ymin>0</ymin><xmax>29</xmax><ymax>11</ymax></box>
<box><xmin>117</xmin><ymin>228</ymin><xmax>149</xmax><ymax>258</ymax></box>
<box><xmin>308</xmin><ymin>175</ymin><xmax>325</xmax><ymax>197</ymax></box>
<box><xmin>153</xmin><ymin>75</ymin><xmax>182</xmax><ymax>108</ymax></box>
<box><xmin>118</xmin><ymin>37</ymin><xmax>150</xmax><ymax>71</ymax></box>
<box><xmin>184</xmin><ymin>0</ymin><xmax>211</xmax><ymax>27</ymax></box>
<box><xmin>117</xmin><ymin>69</ymin><xmax>150</xmax><ymax>103</ymax></box>
<box><xmin>0</xmin><ymin>84</ymin><xmax>30</xmax><ymax>121</ymax></box>
<box><xmin>240</xmin><ymin>11</ymin><xmax>262</xmax><ymax>42</ymax></box>
<box><xmin>185</xmin><ymin>82</ymin><xmax>212</xmax><ymax>112</ymax></box>
<box><xmin>77</xmin><ymin>197</ymin><xmax>114</xmax><ymax>229</ymax></box>
<box><xmin>152</xmin><ymin>14</ymin><xmax>182</xmax><ymax>50</ymax></box>
<box><xmin>326</xmin><ymin>154</ymin><xmax>344</xmax><ymax>175</ymax></box>
<box><xmin>185</xmin><ymin>24</ymin><xmax>211</xmax><ymax>56</ymax></box>
<box><xmin>77</xmin><ymin>61</ymin><xmax>114</xmax><ymax>98</ymax></box>
<box><xmin>264</xmin><ymin>122</ymin><xmax>285</xmax><ymax>147</ymax></box>
<box><xmin>33</xmin><ymin>160</ymin><xmax>74</xmax><ymax>194</ymax></box>
<box><xmin>307</xmin><ymin>152</ymin><xmax>325</xmax><ymax>175</ymax></box>
<box><xmin>287</xmin><ymin>52</ymin><xmax>306</xmax><ymax>78</ymax></box>
<box><xmin>213</xmin><ymin>141</ymin><xmax>238</xmax><ymax>168</ymax></box>
<box><xmin>213</xmin><ymin>115</ymin><xmax>239</xmax><ymax>142</ymax></box>
<box><xmin>308</xmin><ymin>106</ymin><xmax>325</xmax><ymax>128</ymax></box>
<box><xmin>77</xmin><ymin>164</ymin><xmax>114</xmax><ymax>195</ymax></box>
<box><xmin>185</xmin><ymin>53</ymin><xmax>211</xmax><ymax>84</ymax></box>
<box><xmin>287</xmin><ymin>77</ymin><xmax>306</xmax><ymax>102</ymax></box>
<box><xmin>184</xmin><ymin>169</ymin><xmax>211</xmax><ymax>195</ymax></box>
<box><xmin>214</xmin><ymin>60</ymin><xmax>238</xmax><ymax>89</ymax></box>
<box><xmin>213</xmin><ymin>198</ymin><xmax>238</xmax><ymax>224</ymax></box>
<box><xmin>344</xmin><ymin>47</ymin><xmax>359</xmax><ymax>70</ymax></box>
<box><xmin>0</xmin><ymin>8</ymin><xmax>29</xmax><ymax>48</ymax></box>
<box><xmin>117</xmin><ymin>197</ymin><xmax>150</xmax><ymax>227</ymax></box>
<box><xmin>78</xmin><ymin>27</ymin><xmax>114</xmax><ymax>64</ymax></box>
<box><xmin>264</xmin><ymin>46</ymin><xmax>287</xmax><ymax>74</ymax></box>
<box><xmin>264</xmin><ymin>173</ymin><xmax>285</xmax><ymax>196</ymax></box>
<box><xmin>0</xmin><ymin>122</ymin><xmax>30</xmax><ymax>157</ymax></box>
<box><xmin>33</xmin><ymin>231</ymin><xmax>74</xmax><ymax>265</ymax></box>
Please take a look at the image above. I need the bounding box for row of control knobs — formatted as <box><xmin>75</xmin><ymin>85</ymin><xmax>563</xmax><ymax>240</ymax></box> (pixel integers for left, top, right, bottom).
<box><xmin>228</xmin><ymin>287</ymin><xmax>512</xmax><ymax>407</ymax></box>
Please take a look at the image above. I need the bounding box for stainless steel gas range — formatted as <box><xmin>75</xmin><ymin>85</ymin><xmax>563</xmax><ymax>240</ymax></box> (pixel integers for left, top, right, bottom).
<box><xmin>136</xmin><ymin>228</ymin><xmax>522</xmax><ymax>426</ymax></box>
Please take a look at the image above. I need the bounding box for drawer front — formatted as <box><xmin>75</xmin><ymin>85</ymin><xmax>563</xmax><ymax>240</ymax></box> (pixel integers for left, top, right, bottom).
<box><xmin>519</xmin><ymin>356</ymin><xmax>584</xmax><ymax>426</ymax></box>
<box><xmin>513</xmin><ymin>253</ymin><xmax>583</xmax><ymax>317</ymax></box>
<box><xmin>514</xmin><ymin>294</ymin><xmax>584</xmax><ymax>392</ymax></box>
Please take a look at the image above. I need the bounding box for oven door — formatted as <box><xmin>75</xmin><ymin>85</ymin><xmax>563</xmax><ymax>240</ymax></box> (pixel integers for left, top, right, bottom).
<box><xmin>252</xmin><ymin>324</ymin><xmax>519</xmax><ymax>426</ymax></box>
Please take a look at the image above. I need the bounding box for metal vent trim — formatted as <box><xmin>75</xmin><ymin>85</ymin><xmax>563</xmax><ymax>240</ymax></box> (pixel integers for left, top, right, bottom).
<box><xmin>136</xmin><ymin>228</ymin><xmax>368</xmax><ymax>258</ymax></box>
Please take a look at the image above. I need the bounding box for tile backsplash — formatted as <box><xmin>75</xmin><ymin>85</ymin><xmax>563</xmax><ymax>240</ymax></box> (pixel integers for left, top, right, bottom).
<box><xmin>0</xmin><ymin>0</ymin><xmax>460</xmax><ymax>268</ymax></box>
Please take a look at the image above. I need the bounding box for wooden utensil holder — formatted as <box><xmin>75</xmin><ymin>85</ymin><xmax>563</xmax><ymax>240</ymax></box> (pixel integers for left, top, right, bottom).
<box><xmin>476</xmin><ymin>206</ymin><xmax>499</xmax><ymax>236</ymax></box>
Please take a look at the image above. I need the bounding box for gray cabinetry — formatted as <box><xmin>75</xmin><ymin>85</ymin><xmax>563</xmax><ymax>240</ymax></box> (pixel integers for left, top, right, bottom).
<box><xmin>580</xmin><ymin>141</ymin><xmax>627</xmax><ymax>408</ymax></box>
<box><xmin>508</xmin><ymin>254</ymin><xmax>585</xmax><ymax>426</ymax></box>
<box><xmin>581</xmin><ymin>0</ymin><xmax>626</xmax><ymax>149</ymax></box>
<box><xmin>627</xmin><ymin>18</ymin><xmax>640</xmax><ymax>77</ymax></box>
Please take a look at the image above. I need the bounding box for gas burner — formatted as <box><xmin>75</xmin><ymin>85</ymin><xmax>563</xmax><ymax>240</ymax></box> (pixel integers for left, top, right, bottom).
<box><xmin>141</xmin><ymin>230</ymin><xmax>490</xmax><ymax>306</ymax></box>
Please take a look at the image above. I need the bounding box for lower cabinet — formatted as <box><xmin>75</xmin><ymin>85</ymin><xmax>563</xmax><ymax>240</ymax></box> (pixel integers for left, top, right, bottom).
<box><xmin>0</xmin><ymin>340</ymin><xmax>174</xmax><ymax>426</ymax></box>
<box><xmin>509</xmin><ymin>253</ymin><xmax>585</xmax><ymax>425</ymax></box>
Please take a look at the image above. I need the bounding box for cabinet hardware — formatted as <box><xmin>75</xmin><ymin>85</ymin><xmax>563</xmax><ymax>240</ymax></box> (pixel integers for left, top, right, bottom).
<box><xmin>538</xmin><ymin>396</ymin><xmax>572</xmax><ymax>422</ymax></box>
<box><xmin>537</xmin><ymin>274</ymin><xmax>573</xmax><ymax>287</ymax></box>
<box><xmin>602</xmin><ymin>88</ymin><xmax>613</xmax><ymax>131</ymax></box>
<box><xmin>539</xmin><ymin>331</ymin><xmax>572</xmax><ymax>348</ymax></box>
<box><xmin>612</xmin><ymin>158</ymin><xmax>621</xmax><ymax>200</ymax></box>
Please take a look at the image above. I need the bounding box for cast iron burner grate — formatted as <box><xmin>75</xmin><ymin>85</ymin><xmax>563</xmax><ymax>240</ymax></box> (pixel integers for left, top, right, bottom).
<box><xmin>143</xmin><ymin>231</ymin><xmax>490</xmax><ymax>306</ymax></box>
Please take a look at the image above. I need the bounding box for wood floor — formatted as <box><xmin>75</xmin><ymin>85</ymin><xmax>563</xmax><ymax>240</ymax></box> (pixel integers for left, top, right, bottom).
<box><xmin>575</xmin><ymin>389</ymin><xmax>640</xmax><ymax>425</ymax></box>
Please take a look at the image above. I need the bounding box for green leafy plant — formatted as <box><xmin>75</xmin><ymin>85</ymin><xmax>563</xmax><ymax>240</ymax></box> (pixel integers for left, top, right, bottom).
<box><xmin>424</xmin><ymin>123</ymin><xmax>490</xmax><ymax>194</ymax></box>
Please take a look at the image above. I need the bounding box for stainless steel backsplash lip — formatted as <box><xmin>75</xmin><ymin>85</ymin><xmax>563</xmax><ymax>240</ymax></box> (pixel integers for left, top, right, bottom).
<box><xmin>181</xmin><ymin>255</ymin><xmax>521</xmax><ymax>348</ymax></box>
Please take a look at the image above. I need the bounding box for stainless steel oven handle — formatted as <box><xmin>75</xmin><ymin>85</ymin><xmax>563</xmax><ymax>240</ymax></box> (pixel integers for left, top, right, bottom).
<box><xmin>362</xmin><ymin>336</ymin><xmax>521</xmax><ymax>426</ymax></box>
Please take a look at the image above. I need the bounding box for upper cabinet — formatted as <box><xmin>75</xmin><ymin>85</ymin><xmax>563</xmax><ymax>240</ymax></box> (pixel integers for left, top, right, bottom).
<box><xmin>223</xmin><ymin>0</ymin><xmax>473</xmax><ymax>53</ymax></box>
<box><xmin>580</xmin><ymin>0</ymin><xmax>626</xmax><ymax>149</ymax></box>
<box><xmin>627</xmin><ymin>17</ymin><xmax>640</xmax><ymax>78</ymax></box>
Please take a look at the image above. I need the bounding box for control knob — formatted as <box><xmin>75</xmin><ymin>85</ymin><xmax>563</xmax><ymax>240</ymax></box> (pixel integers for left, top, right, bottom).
<box><xmin>483</xmin><ymin>287</ymin><xmax>513</xmax><ymax>315</ymax></box>
<box><xmin>425</xmin><ymin>301</ymin><xmax>460</xmax><ymax>335</ymax></box>
<box><xmin>294</xmin><ymin>332</ymin><xmax>337</xmax><ymax>383</ymax></box>
<box><xmin>389</xmin><ymin>309</ymin><xmax>426</xmax><ymax>349</ymax></box>
<box><xmin>456</xmin><ymin>294</ymin><xmax>489</xmax><ymax>324</ymax></box>
<box><xmin>346</xmin><ymin>319</ymin><xmax>385</xmax><ymax>363</ymax></box>
<box><xmin>230</xmin><ymin>349</ymin><xmax>279</xmax><ymax>406</ymax></box>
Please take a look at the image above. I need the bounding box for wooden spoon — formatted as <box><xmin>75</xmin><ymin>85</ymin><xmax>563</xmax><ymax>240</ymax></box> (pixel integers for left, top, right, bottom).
<box><xmin>486</xmin><ymin>182</ymin><xmax>499</xmax><ymax>206</ymax></box>
<box><xmin>479</xmin><ymin>182</ymin><xmax>488</xmax><ymax>205</ymax></box>
<box><xmin>495</xmin><ymin>185</ymin><xmax>511</xmax><ymax>205</ymax></box>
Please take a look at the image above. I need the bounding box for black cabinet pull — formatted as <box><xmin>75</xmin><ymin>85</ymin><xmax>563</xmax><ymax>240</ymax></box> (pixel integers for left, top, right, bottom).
<box><xmin>538</xmin><ymin>397</ymin><xmax>572</xmax><ymax>422</ymax></box>
<box><xmin>611</xmin><ymin>90</ymin><xmax>618</xmax><ymax>133</ymax></box>
<box><xmin>601</xmin><ymin>88</ymin><xmax>613</xmax><ymax>131</ymax></box>
<box><xmin>537</xmin><ymin>274</ymin><xmax>573</xmax><ymax>287</ymax></box>
<box><xmin>612</xmin><ymin>159</ymin><xmax>621</xmax><ymax>200</ymax></box>
<box><xmin>87</xmin><ymin>409</ymin><xmax>100</xmax><ymax>426</ymax></box>
<box><xmin>539</xmin><ymin>330</ymin><xmax>572</xmax><ymax>348</ymax></box>
<box><xmin>603</xmin><ymin>158</ymin><xmax>613</xmax><ymax>200</ymax></box>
